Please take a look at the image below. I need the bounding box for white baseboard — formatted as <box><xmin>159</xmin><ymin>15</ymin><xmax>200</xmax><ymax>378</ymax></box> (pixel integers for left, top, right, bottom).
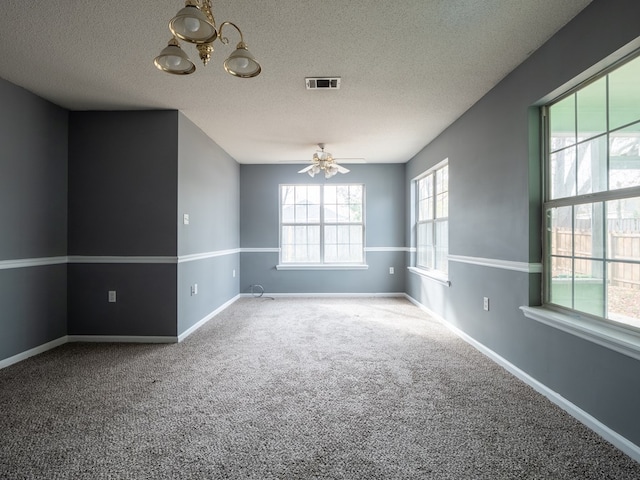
<box><xmin>0</xmin><ymin>336</ymin><xmax>68</xmax><ymax>370</ymax></box>
<box><xmin>177</xmin><ymin>294</ymin><xmax>241</xmax><ymax>342</ymax></box>
<box><xmin>67</xmin><ymin>335</ymin><xmax>178</xmax><ymax>343</ymax></box>
<box><xmin>239</xmin><ymin>292</ymin><xmax>406</xmax><ymax>298</ymax></box>
<box><xmin>1</xmin><ymin>296</ymin><xmax>242</xmax><ymax>368</ymax></box>
<box><xmin>404</xmin><ymin>294</ymin><xmax>640</xmax><ymax>463</ymax></box>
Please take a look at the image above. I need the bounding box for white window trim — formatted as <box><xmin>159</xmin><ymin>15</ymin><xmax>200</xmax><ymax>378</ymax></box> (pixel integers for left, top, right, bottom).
<box><xmin>540</xmin><ymin>51</ymin><xmax>640</xmax><ymax>338</ymax></box>
<box><xmin>279</xmin><ymin>184</ymin><xmax>366</xmax><ymax>266</ymax></box>
<box><xmin>520</xmin><ymin>306</ymin><xmax>640</xmax><ymax>362</ymax></box>
<box><xmin>413</xmin><ymin>158</ymin><xmax>449</xmax><ymax>279</ymax></box>
<box><xmin>407</xmin><ymin>266</ymin><xmax>451</xmax><ymax>286</ymax></box>
<box><xmin>276</xmin><ymin>264</ymin><xmax>369</xmax><ymax>271</ymax></box>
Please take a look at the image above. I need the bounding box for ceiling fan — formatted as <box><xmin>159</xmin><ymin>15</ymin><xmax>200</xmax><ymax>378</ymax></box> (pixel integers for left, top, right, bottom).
<box><xmin>298</xmin><ymin>144</ymin><xmax>351</xmax><ymax>178</ymax></box>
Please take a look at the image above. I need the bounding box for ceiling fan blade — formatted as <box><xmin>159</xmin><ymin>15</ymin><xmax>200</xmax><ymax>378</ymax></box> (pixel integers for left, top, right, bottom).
<box><xmin>336</xmin><ymin>164</ymin><xmax>350</xmax><ymax>174</ymax></box>
<box><xmin>332</xmin><ymin>158</ymin><xmax>366</xmax><ymax>164</ymax></box>
<box><xmin>298</xmin><ymin>165</ymin><xmax>314</xmax><ymax>173</ymax></box>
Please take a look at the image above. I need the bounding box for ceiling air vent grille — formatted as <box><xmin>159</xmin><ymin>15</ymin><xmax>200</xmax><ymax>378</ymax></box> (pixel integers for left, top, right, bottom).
<box><xmin>306</xmin><ymin>77</ymin><xmax>341</xmax><ymax>90</ymax></box>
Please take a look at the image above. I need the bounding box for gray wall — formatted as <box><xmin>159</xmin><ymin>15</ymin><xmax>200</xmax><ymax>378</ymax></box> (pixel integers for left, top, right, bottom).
<box><xmin>177</xmin><ymin>114</ymin><xmax>240</xmax><ymax>335</ymax></box>
<box><xmin>240</xmin><ymin>164</ymin><xmax>405</xmax><ymax>294</ymax></box>
<box><xmin>67</xmin><ymin>111</ymin><xmax>179</xmax><ymax>336</ymax></box>
<box><xmin>406</xmin><ymin>0</ymin><xmax>640</xmax><ymax>445</ymax></box>
<box><xmin>0</xmin><ymin>78</ymin><xmax>68</xmax><ymax>361</ymax></box>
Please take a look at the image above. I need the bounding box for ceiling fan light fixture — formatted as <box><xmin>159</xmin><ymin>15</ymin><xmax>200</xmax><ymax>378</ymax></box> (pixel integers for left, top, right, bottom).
<box><xmin>299</xmin><ymin>144</ymin><xmax>350</xmax><ymax>179</ymax></box>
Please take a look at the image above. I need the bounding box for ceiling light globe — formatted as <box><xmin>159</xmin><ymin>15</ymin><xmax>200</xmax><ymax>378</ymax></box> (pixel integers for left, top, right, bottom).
<box><xmin>224</xmin><ymin>42</ymin><xmax>261</xmax><ymax>78</ymax></box>
<box><xmin>166</xmin><ymin>55</ymin><xmax>183</xmax><ymax>68</ymax></box>
<box><xmin>183</xmin><ymin>17</ymin><xmax>201</xmax><ymax>33</ymax></box>
<box><xmin>154</xmin><ymin>40</ymin><xmax>196</xmax><ymax>75</ymax></box>
<box><xmin>169</xmin><ymin>5</ymin><xmax>217</xmax><ymax>44</ymax></box>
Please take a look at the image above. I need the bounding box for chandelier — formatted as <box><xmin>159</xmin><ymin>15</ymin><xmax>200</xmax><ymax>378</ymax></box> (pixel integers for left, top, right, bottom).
<box><xmin>298</xmin><ymin>144</ymin><xmax>350</xmax><ymax>179</ymax></box>
<box><xmin>154</xmin><ymin>0</ymin><xmax>261</xmax><ymax>78</ymax></box>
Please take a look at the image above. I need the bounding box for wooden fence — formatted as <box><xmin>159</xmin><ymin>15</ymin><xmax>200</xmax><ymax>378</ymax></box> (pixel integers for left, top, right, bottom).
<box><xmin>552</xmin><ymin>228</ymin><xmax>640</xmax><ymax>290</ymax></box>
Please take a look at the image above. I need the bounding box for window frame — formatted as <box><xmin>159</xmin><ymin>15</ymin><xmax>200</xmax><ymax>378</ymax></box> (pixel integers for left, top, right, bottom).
<box><xmin>412</xmin><ymin>159</ymin><xmax>449</xmax><ymax>280</ymax></box>
<box><xmin>541</xmin><ymin>51</ymin><xmax>640</xmax><ymax>334</ymax></box>
<box><xmin>278</xmin><ymin>183</ymin><xmax>366</xmax><ymax>269</ymax></box>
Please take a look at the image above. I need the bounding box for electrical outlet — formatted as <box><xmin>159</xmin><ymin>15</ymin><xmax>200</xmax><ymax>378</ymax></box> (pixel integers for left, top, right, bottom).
<box><xmin>389</xmin><ymin>267</ymin><xmax>394</xmax><ymax>274</ymax></box>
<box><xmin>108</xmin><ymin>290</ymin><xmax>117</xmax><ymax>303</ymax></box>
<box><xmin>483</xmin><ymin>297</ymin><xmax>490</xmax><ymax>311</ymax></box>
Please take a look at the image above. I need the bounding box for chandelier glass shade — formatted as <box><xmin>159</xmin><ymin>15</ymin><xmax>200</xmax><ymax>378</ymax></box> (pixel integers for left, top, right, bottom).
<box><xmin>154</xmin><ymin>0</ymin><xmax>261</xmax><ymax>78</ymax></box>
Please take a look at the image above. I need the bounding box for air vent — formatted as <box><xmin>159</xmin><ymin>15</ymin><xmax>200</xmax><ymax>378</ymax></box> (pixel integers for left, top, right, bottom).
<box><xmin>305</xmin><ymin>77</ymin><xmax>341</xmax><ymax>90</ymax></box>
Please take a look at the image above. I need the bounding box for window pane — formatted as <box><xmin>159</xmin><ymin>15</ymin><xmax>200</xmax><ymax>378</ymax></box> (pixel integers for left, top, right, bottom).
<box><xmin>294</xmin><ymin>225</ymin><xmax>308</xmax><ymax>244</ymax></box>
<box><xmin>295</xmin><ymin>205</ymin><xmax>307</xmax><ymax>223</ymax></box>
<box><xmin>417</xmin><ymin>177</ymin><xmax>428</xmax><ymax>200</ymax></box>
<box><xmin>550</xmin><ymin>94</ymin><xmax>576</xmax><ymax>151</ymax></box>
<box><xmin>350</xmin><ymin>225</ymin><xmax>362</xmax><ymax>245</ymax></box>
<box><xmin>607</xmin><ymin>262</ymin><xmax>640</xmax><ymax>329</ymax></box>
<box><xmin>424</xmin><ymin>198</ymin><xmax>434</xmax><ymax>220</ymax></box>
<box><xmin>549</xmin><ymin>256</ymin><xmax>573</xmax><ymax>308</ymax></box>
<box><xmin>336</xmin><ymin>205</ymin><xmax>350</xmax><ymax>222</ymax></box>
<box><xmin>336</xmin><ymin>186</ymin><xmax>349</xmax><ymax>203</ymax></box>
<box><xmin>577</xmin><ymin>136</ymin><xmax>607</xmax><ymax>195</ymax></box>
<box><xmin>436</xmin><ymin>191</ymin><xmax>448</xmax><ymax>218</ymax></box>
<box><xmin>605</xmin><ymin>198</ymin><xmax>640</xmax><ymax>328</ymax></box>
<box><xmin>417</xmin><ymin>222</ymin><xmax>428</xmax><ymax>267</ymax></box>
<box><xmin>549</xmin><ymin>206</ymin><xmax>572</xmax><ymax>257</ymax></box>
<box><xmin>325</xmin><ymin>245</ymin><xmax>337</xmax><ymax>263</ymax></box>
<box><xmin>281</xmin><ymin>226</ymin><xmax>294</xmax><ymax>245</ymax></box>
<box><xmin>609</xmin><ymin>122</ymin><xmax>640</xmax><ymax>191</ymax></box>
<box><xmin>295</xmin><ymin>186</ymin><xmax>308</xmax><ymax>205</ymax></box>
<box><xmin>575</xmin><ymin>203</ymin><xmax>604</xmax><ymax>259</ymax></box>
<box><xmin>308</xmin><ymin>204</ymin><xmax>320</xmax><ymax>223</ymax></box>
<box><xmin>607</xmin><ymin>197</ymin><xmax>640</xmax><ymax>260</ymax></box>
<box><xmin>350</xmin><ymin>245</ymin><xmax>363</xmax><ymax>263</ymax></box>
<box><xmin>282</xmin><ymin>204</ymin><xmax>294</xmax><ymax>223</ymax></box>
<box><xmin>350</xmin><ymin>204</ymin><xmax>362</xmax><ymax>222</ymax></box>
<box><xmin>609</xmin><ymin>56</ymin><xmax>640</xmax><ymax>130</ymax></box>
<box><xmin>336</xmin><ymin>225</ymin><xmax>349</xmax><ymax>243</ymax></box>
<box><xmin>282</xmin><ymin>185</ymin><xmax>295</xmax><ymax>205</ymax></box>
<box><xmin>573</xmin><ymin>260</ymin><xmax>604</xmax><ymax>317</ymax></box>
<box><xmin>325</xmin><ymin>204</ymin><xmax>337</xmax><ymax>223</ymax></box>
<box><xmin>435</xmin><ymin>220</ymin><xmax>448</xmax><ymax>273</ymax></box>
<box><xmin>577</xmin><ymin>77</ymin><xmax>607</xmax><ymax>141</ymax></box>
<box><xmin>349</xmin><ymin>185</ymin><xmax>363</xmax><ymax>203</ymax></box>
<box><xmin>550</xmin><ymin>147</ymin><xmax>576</xmax><ymax>199</ymax></box>
<box><xmin>308</xmin><ymin>186</ymin><xmax>321</xmax><ymax>205</ymax></box>
<box><xmin>325</xmin><ymin>225</ymin><xmax>336</xmax><ymax>244</ymax></box>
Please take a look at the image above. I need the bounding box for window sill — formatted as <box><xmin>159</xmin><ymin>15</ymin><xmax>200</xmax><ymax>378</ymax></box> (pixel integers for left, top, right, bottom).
<box><xmin>407</xmin><ymin>266</ymin><xmax>451</xmax><ymax>286</ymax></box>
<box><xmin>276</xmin><ymin>264</ymin><xmax>369</xmax><ymax>271</ymax></box>
<box><xmin>520</xmin><ymin>306</ymin><xmax>640</xmax><ymax>362</ymax></box>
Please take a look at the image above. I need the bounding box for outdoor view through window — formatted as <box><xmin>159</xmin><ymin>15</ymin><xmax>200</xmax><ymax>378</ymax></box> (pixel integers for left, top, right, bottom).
<box><xmin>280</xmin><ymin>184</ymin><xmax>364</xmax><ymax>264</ymax></box>
<box><xmin>545</xmin><ymin>53</ymin><xmax>640</xmax><ymax>329</ymax></box>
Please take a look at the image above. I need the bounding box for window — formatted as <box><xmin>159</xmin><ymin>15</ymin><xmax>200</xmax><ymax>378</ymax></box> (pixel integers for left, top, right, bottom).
<box><xmin>544</xmin><ymin>53</ymin><xmax>640</xmax><ymax>330</ymax></box>
<box><xmin>415</xmin><ymin>161</ymin><xmax>449</xmax><ymax>275</ymax></box>
<box><xmin>280</xmin><ymin>184</ymin><xmax>364</xmax><ymax>265</ymax></box>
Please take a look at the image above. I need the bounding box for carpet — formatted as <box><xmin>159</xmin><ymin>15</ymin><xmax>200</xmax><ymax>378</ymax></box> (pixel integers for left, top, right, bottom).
<box><xmin>0</xmin><ymin>297</ymin><xmax>638</xmax><ymax>479</ymax></box>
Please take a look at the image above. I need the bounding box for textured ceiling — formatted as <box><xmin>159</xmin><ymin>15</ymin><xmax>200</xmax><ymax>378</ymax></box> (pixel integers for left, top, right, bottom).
<box><xmin>0</xmin><ymin>0</ymin><xmax>592</xmax><ymax>164</ymax></box>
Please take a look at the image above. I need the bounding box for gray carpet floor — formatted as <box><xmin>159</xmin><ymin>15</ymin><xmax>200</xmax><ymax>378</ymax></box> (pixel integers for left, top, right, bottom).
<box><xmin>1</xmin><ymin>297</ymin><xmax>639</xmax><ymax>479</ymax></box>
